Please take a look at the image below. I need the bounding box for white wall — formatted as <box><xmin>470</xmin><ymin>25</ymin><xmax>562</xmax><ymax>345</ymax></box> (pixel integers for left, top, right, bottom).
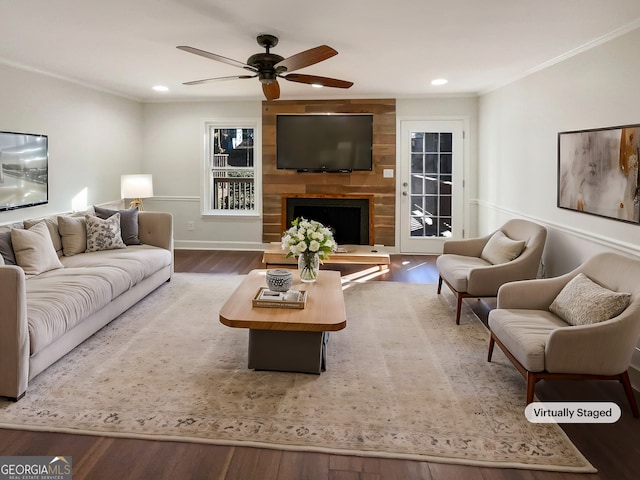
<box><xmin>141</xmin><ymin>101</ymin><xmax>263</xmax><ymax>250</ymax></box>
<box><xmin>479</xmin><ymin>27</ymin><xmax>640</xmax><ymax>275</ymax></box>
<box><xmin>478</xmin><ymin>27</ymin><xmax>640</xmax><ymax>384</ymax></box>
<box><xmin>0</xmin><ymin>63</ymin><xmax>142</xmax><ymax>224</ymax></box>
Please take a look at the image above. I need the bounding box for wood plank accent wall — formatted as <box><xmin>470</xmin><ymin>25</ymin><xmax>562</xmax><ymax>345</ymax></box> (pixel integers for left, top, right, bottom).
<box><xmin>262</xmin><ymin>99</ymin><xmax>396</xmax><ymax>245</ymax></box>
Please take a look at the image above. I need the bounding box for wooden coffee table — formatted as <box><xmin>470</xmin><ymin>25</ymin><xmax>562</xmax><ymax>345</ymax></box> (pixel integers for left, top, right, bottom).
<box><xmin>262</xmin><ymin>243</ymin><xmax>390</xmax><ymax>269</ymax></box>
<box><xmin>219</xmin><ymin>269</ymin><xmax>346</xmax><ymax>374</ymax></box>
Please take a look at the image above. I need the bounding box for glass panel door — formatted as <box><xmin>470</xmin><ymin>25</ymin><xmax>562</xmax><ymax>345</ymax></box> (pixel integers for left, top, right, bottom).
<box><xmin>400</xmin><ymin>120</ymin><xmax>463</xmax><ymax>253</ymax></box>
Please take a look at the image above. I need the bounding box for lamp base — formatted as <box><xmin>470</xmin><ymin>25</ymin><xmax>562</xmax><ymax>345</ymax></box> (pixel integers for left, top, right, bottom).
<box><xmin>129</xmin><ymin>198</ymin><xmax>144</xmax><ymax>211</ymax></box>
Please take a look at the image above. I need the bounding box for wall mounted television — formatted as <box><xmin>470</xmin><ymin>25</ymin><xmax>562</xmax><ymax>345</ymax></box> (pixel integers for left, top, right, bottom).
<box><xmin>276</xmin><ymin>114</ymin><xmax>373</xmax><ymax>172</ymax></box>
<box><xmin>0</xmin><ymin>131</ymin><xmax>48</xmax><ymax>212</ymax></box>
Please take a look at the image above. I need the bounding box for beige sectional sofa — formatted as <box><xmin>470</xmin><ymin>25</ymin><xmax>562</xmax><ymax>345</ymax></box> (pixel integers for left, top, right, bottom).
<box><xmin>0</xmin><ymin>208</ymin><xmax>173</xmax><ymax>400</ymax></box>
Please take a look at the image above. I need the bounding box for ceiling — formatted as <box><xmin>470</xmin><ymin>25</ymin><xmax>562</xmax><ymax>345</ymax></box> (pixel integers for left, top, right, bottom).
<box><xmin>2</xmin><ymin>0</ymin><xmax>640</xmax><ymax>102</ymax></box>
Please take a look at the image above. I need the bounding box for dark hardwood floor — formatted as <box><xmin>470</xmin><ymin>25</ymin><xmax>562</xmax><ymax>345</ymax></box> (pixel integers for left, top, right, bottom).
<box><xmin>1</xmin><ymin>250</ymin><xmax>638</xmax><ymax>480</ymax></box>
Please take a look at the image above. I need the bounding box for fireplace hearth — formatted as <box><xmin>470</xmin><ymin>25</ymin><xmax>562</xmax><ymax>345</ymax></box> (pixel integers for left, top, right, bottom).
<box><xmin>284</xmin><ymin>196</ymin><xmax>372</xmax><ymax>245</ymax></box>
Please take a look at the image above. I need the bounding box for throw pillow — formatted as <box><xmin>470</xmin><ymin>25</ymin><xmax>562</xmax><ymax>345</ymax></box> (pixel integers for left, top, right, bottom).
<box><xmin>0</xmin><ymin>224</ymin><xmax>21</xmax><ymax>265</ymax></box>
<box><xmin>480</xmin><ymin>230</ymin><xmax>526</xmax><ymax>265</ymax></box>
<box><xmin>94</xmin><ymin>206</ymin><xmax>142</xmax><ymax>245</ymax></box>
<box><xmin>549</xmin><ymin>273</ymin><xmax>631</xmax><ymax>326</ymax></box>
<box><xmin>10</xmin><ymin>221</ymin><xmax>64</xmax><ymax>275</ymax></box>
<box><xmin>85</xmin><ymin>213</ymin><xmax>127</xmax><ymax>252</ymax></box>
<box><xmin>23</xmin><ymin>216</ymin><xmax>63</xmax><ymax>258</ymax></box>
<box><xmin>58</xmin><ymin>215</ymin><xmax>87</xmax><ymax>256</ymax></box>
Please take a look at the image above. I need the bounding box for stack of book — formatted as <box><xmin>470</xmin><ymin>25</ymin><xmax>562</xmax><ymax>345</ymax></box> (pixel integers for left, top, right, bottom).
<box><xmin>252</xmin><ymin>287</ymin><xmax>307</xmax><ymax>309</ymax></box>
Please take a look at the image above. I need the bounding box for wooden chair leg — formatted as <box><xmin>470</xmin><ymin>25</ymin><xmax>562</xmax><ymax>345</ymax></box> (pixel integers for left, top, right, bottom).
<box><xmin>526</xmin><ymin>373</ymin><xmax>537</xmax><ymax>405</ymax></box>
<box><xmin>487</xmin><ymin>335</ymin><xmax>495</xmax><ymax>362</ymax></box>
<box><xmin>437</xmin><ymin>275</ymin><xmax>443</xmax><ymax>294</ymax></box>
<box><xmin>620</xmin><ymin>371</ymin><xmax>640</xmax><ymax>418</ymax></box>
<box><xmin>455</xmin><ymin>294</ymin><xmax>463</xmax><ymax>325</ymax></box>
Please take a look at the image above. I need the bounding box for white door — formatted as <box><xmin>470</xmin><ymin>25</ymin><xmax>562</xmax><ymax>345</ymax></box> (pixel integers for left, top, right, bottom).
<box><xmin>399</xmin><ymin>120</ymin><xmax>464</xmax><ymax>253</ymax></box>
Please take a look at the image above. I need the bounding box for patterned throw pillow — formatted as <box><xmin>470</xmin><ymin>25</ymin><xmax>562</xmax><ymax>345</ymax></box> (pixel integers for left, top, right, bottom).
<box><xmin>549</xmin><ymin>273</ymin><xmax>631</xmax><ymax>326</ymax></box>
<box><xmin>85</xmin><ymin>214</ymin><xmax>127</xmax><ymax>252</ymax></box>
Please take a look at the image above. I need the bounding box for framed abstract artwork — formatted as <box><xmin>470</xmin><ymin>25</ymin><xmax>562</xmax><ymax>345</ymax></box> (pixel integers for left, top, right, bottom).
<box><xmin>558</xmin><ymin>124</ymin><xmax>640</xmax><ymax>224</ymax></box>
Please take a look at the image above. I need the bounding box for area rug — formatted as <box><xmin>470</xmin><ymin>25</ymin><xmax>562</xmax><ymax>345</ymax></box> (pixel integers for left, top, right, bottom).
<box><xmin>0</xmin><ymin>274</ymin><xmax>595</xmax><ymax>473</ymax></box>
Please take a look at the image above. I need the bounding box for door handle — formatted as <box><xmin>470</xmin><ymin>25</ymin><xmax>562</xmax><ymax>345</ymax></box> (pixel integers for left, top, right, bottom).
<box><xmin>402</xmin><ymin>191</ymin><xmax>408</xmax><ymax>196</ymax></box>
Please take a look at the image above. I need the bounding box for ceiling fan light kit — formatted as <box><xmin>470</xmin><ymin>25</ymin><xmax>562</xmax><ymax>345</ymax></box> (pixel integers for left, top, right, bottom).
<box><xmin>177</xmin><ymin>34</ymin><xmax>353</xmax><ymax>100</ymax></box>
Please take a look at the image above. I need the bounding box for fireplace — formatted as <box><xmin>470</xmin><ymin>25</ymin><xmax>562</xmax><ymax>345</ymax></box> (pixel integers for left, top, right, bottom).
<box><xmin>284</xmin><ymin>196</ymin><xmax>372</xmax><ymax>245</ymax></box>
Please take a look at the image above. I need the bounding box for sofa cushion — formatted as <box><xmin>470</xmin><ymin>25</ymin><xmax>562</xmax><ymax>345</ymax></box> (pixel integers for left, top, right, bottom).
<box><xmin>85</xmin><ymin>214</ymin><xmax>127</xmax><ymax>252</ymax></box>
<box><xmin>57</xmin><ymin>215</ymin><xmax>87</xmax><ymax>256</ymax></box>
<box><xmin>27</xmin><ymin>244</ymin><xmax>172</xmax><ymax>354</ymax></box>
<box><xmin>436</xmin><ymin>254</ymin><xmax>491</xmax><ymax>292</ymax></box>
<box><xmin>549</xmin><ymin>273</ymin><xmax>631</xmax><ymax>326</ymax></box>
<box><xmin>11</xmin><ymin>221</ymin><xmax>64</xmax><ymax>276</ymax></box>
<box><xmin>489</xmin><ymin>309</ymin><xmax>568</xmax><ymax>372</ymax></box>
<box><xmin>26</xmin><ymin>268</ymin><xmax>115</xmax><ymax>354</ymax></box>
<box><xmin>60</xmin><ymin>245</ymin><xmax>172</xmax><ymax>297</ymax></box>
<box><xmin>94</xmin><ymin>206</ymin><xmax>142</xmax><ymax>245</ymax></box>
<box><xmin>480</xmin><ymin>230</ymin><xmax>526</xmax><ymax>265</ymax></box>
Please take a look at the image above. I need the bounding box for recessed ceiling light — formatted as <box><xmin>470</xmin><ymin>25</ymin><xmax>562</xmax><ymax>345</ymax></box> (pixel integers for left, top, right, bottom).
<box><xmin>152</xmin><ymin>85</ymin><xmax>169</xmax><ymax>92</ymax></box>
<box><xmin>431</xmin><ymin>78</ymin><xmax>448</xmax><ymax>86</ymax></box>
<box><xmin>311</xmin><ymin>84</ymin><xmax>323</xmax><ymax>88</ymax></box>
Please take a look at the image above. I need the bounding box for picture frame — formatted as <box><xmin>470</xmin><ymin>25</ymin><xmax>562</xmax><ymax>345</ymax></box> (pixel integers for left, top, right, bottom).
<box><xmin>558</xmin><ymin>124</ymin><xmax>640</xmax><ymax>224</ymax></box>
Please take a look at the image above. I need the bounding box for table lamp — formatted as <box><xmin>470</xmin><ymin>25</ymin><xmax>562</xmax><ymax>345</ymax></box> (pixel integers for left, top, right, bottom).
<box><xmin>121</xmin><ymin>174</ymin><xmax>153</xmax><ymax>211</ymax></box>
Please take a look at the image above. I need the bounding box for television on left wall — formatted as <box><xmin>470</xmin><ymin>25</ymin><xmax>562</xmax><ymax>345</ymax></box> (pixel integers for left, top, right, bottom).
<box><xmin>0</xmin><ymin>131</ymin><xmax>48</xmax><ymax>212</ymax></box>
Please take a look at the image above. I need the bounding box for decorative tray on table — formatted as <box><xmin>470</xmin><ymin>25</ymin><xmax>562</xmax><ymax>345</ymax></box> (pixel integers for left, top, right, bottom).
<box><xmin>252</xmin><ymin>288</ymin><xmax>307</xmax><ymax>309</ymax></box>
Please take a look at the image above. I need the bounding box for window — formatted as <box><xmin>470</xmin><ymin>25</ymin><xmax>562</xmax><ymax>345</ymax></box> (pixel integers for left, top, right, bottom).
<box><xmin>409</xmin><ymin>131</ymin><xmax>453</xmax><ymax>237</ymax></box>
<box><xmin>204</xmin><ymin>122</ymin><xmax>260</xmax><ymax>215</ymax></box>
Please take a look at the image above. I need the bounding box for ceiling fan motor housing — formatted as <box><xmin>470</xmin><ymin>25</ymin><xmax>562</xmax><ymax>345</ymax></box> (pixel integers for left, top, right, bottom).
<box><xmin>247</xmin><ymin>52</ymin><xmax>284</xmax><ymax>84</ymax></box>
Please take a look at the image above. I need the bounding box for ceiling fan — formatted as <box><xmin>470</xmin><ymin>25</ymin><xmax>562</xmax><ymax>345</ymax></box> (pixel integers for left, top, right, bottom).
<box><xmin>177</xmin><ymin>34</ymin><xmax>353</xmax><ymax>100</ymax></box>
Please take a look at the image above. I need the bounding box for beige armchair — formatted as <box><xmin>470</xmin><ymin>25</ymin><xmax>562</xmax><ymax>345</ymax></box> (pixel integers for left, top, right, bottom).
<box><xmin>436</xmin><ymin>219</ymin><xmax>547</xmax><ymax>324</ymax></box>
<box><xmin>488</xmin><ymin>252</ymin><xmax>640</xmax><ymax>417</ymax></box>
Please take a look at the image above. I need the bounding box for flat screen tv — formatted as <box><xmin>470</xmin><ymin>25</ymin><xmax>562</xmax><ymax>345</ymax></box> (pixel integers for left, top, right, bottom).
<box><xmin>276</xmin><ymin>114</ymin><xmax>373</xmax><ymax>172</ymax></box>
<box><xmin>0</xmin><ymin>131</ymin><xmax>48</xmax><ymax>212</ymax></box>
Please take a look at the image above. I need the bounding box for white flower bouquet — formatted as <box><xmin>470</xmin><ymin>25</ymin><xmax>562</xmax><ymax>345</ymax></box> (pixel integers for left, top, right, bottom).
<box><xmin>281</xmin><ymin>217</ymin><xmax>336</xmax><ymax>261</ymax></box>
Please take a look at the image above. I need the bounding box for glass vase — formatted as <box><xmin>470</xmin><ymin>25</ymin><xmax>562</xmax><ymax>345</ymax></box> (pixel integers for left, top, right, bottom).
<box><xmin>298</xmin><ymin>252</ymin><xmax>320</xmax><ymax>283</ymax></box>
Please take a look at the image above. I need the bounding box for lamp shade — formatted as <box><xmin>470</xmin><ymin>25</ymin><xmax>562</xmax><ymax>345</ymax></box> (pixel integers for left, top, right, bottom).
<box><xmin>121</xmin><ymin>174</ymin><xmax>154</xmax><ymax>199</ymax></box>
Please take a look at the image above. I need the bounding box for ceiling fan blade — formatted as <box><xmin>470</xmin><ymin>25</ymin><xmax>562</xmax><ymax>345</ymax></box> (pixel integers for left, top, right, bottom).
<box><xmin>177</xmin><ymin>46</ymin><xmax>257</xmax><ymax>72</ymax></box>
<box><xmin>262</xmin><ymin>81</ymin><xmax>280</xmax><ymax>101</ymax></box>
<box><xmin>283</xmin><ymin>74</ymin><xmax>353</xmax><ymax>89</ymax></box>
<box><xmin>183</xmin><ymin>75</ymin><xmax>256</xmax><ymax>86</ymax></box>
<box><xmin>274</xmin><ymin>45</ymin><xmax>337</xmax><ymax>73</ymax></box>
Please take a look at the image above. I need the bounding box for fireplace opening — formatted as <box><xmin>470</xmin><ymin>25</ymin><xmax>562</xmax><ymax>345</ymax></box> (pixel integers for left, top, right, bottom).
<box><xmin>285</xmin><ymin>197</ymin><xmax>371</xmax><ymax>245</ymax></box>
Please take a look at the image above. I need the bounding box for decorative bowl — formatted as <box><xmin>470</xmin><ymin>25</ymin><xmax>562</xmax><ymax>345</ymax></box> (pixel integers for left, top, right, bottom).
<box><xmin>265</xmin><ymin>269</ymin><xmax>294</xmax><ymax>292</ymax></box>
